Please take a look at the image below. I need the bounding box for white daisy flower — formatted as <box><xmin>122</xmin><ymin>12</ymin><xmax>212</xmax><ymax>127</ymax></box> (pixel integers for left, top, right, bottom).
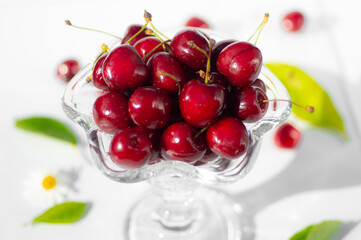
<box><xmin>22</xmin><ymin>168</ymin><xmax>79</xmax><ymax>206</ymax></box>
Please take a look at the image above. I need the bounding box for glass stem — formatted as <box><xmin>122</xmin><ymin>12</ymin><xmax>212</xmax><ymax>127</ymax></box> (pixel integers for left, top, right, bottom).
<box><xmin>148</xmin><ymin>162</ymin><xmax>201</xmax><ymax>230</ymax></box>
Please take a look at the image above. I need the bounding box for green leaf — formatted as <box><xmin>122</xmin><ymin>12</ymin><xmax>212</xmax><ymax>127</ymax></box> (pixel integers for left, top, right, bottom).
<box><xmin>32</xmin><ymin>202</ymin><xmax>89</xmax><ymax>224</ymax></box>
<box><xmin>15</xmin><ymin>116</ymin><xmax>77</xmax><ymax>145</ymax></box>
<box><xmin>289</xmin><ymin>220</ymin><xmax>342</xmax><ymax>240</ymax></box>
<box><xmin>290</xmin><ymin>225</ymin><xmax>314</xmax><ymax>240</ymax></box>
<box><xmin>306</xmin><ymin>221</ymin><xmax>342</xmax><ymax>240</ymax></box>
<box><xmin>266</xmin><ymin>63</ymin><xmax>346</xmax><ymax>139</ymax></box>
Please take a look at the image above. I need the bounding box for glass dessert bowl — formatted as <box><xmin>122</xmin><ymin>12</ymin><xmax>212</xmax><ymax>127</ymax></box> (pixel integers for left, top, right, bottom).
<box><xmin>61</xmin><ymin>29</ymin><xmax>291</xmax><ymax>240</ymax></box>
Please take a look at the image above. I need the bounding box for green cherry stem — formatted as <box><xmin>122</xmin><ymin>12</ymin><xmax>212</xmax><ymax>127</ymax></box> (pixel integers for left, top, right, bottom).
<box><xmin>194</xmin><ymin>126</ymin><xmax>209</xmax><ymax>139</ymax></box>
<box><xmin>145</xmin><ymin>28</ymin><xmax>167</xmax><ymax>51</ymax></box>
<box><xmin>125</xmin><ymin>22</ymin><xmax>149</xmax><ymax>44</ymax></box>
<box><xmin>142</xmin><ymin>39</ymin><xmax>171</xmax><ymax>62</ymax></box>
<box><xmin>247</xmin><ymin>13</ymin><xmax>269</xmax><ymax>45</ymax></box>
<box><xmin>262</xmin><ymin>99</ymin><xmax>314</xmax><ymax>113</ymax></box>
<box><xmin>205</xmin><ymin>39</ymin><xmax>215</xmax><ymax>84</ymax></box>
<box><xmin>156</xmin><ymin>71</ymin><xmax>181</xmax><ymax>95</ymax></box>
<box><xmin>144</xmin><ymin>10</ymin><xmax>170</xmax><ymax>40</ymax></box>
<box><xmin>65</xmin><ymin>20</ymin><xmax>122</xmax><ymax>40</ymax></box>
<box><xmin>144</xmin><ymin>10</ymin><xmax>170</xmax><ymax>41</ymax></box>
<box><xmin>187</xmin><ymin>41</ymin><xmax>209</xmax><ymax>58</ymax></box>
<box><xmin>92</xmin><ymin>44</ymin><xmax>111</xmax><ymax>71</ymax></box>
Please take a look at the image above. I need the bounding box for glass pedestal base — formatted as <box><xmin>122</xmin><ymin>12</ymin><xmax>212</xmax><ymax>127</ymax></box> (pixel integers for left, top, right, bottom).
<box><xmin>125</xmin><ymin>188</ymin><xmax>243</xmax><ymax>240</ymax></box>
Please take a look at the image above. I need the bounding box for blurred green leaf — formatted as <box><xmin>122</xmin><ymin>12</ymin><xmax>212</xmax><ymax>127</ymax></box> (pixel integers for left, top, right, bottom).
<box><xmin>15</xmin><ymin>116</ymin><xmax>77</xmax><ymax>145</ymax></box>
<box><xmin>306</xmin><ymin>221</ymin><xmax>342</xmax><ymax>240</ymax></box>
<box><xmin>289</xmin><ymin>220</ymin><xmax>342</xmax><ymax>240</ymax></box>
<box><xmin>290</xmin><ymin>225</ymin><xmax>314</xmax><ymax>240</ymax></box>
<box><xmin>32</xmin><ymin>202</ymin><xmax>89</xmax><ymax>224</ymax></box>
<box><xmin>266</xmin><ymin>63</ymin><xmax>346</xmax><ymax>139</ymax></box>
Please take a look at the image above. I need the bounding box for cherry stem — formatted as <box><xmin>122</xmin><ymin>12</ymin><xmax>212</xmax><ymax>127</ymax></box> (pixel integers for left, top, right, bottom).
<box><xmin>205</xmin><ymin>39</ymin><xmax>215</xmax><ymax>84</ymax></box>
<box><xmin>125</xmin><ymin>22</ymin><xmax>148</xmax><ymax>44</ymax></box>
<box><xmin>92</xmin><ymin>44</ymin><xmax>110</xmax><ymax>71</ymax></box>
<box><xmin>194</xmin><ymin>126</ymin><xmax>209</xmax><ymax>139</ymax></box>
<box><xmin>145</xmin><ymin>28</ymin><xmax>167</xmax><ymax>51</ymax></box>
<box><xmin>247</xmin><ymin>13</ymin><xmax>269</xmax><ymax>45</ymax></box>
<box><xmin>86</xmin><ymin>75</ymin><xmax>92</xmax><ymax>83</ymax></box>
<box><xmin>144</xmin><ymin>10</ymin><xmax>170</xmax><ymax>40</ymax></box>
<box><xmin>142</xmin><ymin>39</ymin><xmax>171</xmax><ymax>62</ymax></box>
<box><xmin>262</xmin><ymin>99</ymin><xmax>314</xmax><ymax>113</ymax></box>
<box><xmin>198</xmin><ymin>70</ymin><xmax>206</xmax><ymax>79</ymax></box>
<box><xmin>187</xmin><ymin>41</ymin><xmax>208</xmax><ymax>58</ymax></box>
<box><xmin>65</xmin><ymin>20</ymin><xmax>122</xmax><ymax>40</ymax></box>
<box><xmin>101</xmin><ymin>43</ymin><xmax>111</xmax><ymax>52</ymax></box>
<box><xmin>156</xmin><ymin>71</ymin><xmax>181</xmax><ymax>95</ymax></box>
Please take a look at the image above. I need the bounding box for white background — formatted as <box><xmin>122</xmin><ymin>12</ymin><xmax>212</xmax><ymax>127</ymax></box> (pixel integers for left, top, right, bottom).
<box><xmin>1</xmin><ymin>0</ymin><xmax>361</xmax><ymax>239</ymax></box>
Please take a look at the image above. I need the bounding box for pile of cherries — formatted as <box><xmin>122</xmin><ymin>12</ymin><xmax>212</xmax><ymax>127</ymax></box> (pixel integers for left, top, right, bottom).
<box><xmin>87</xmin><ymin>12</ymin><xmax>271</xmax><ymax>169</ymax></box>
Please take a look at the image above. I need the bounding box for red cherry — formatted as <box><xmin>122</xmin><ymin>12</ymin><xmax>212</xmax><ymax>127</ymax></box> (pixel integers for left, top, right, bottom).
<box><xmin>209</xmin><ymin>72</ymin><xmax>232</xmax><ymax>94</ymax></box>
<box><xmin>232</xmin><ymin>86</ymin><xmax>268</xmax><ymax>123</ymax></box>
<box><xmin>195</xmin><ymin>147</ymin><xmax>218</xmax><ymax>166</ymax></box>
<box><xmin>161</xmin><ymin>122</ymin><xmax>206</xmax><ymax>163</ymax></box>
<box><xmin>206</xmin><ymin>117</ymin><xmax>249</xmax><ymax>159</ymax></box>
<box><xmin>93</xmin><ymin>91</ymin><xmax>131</xmax><ymax>134</ymax></box>
<box><xmin>274</xmin><ymin>123</ymin><xmax>301</xmax><ymax>149</ymax></box>
<box><xmin>170</xmin><ymin>29</ymin><xmax>209</xmax><ymax>69</ymax></box>
<box><xmin>57</xmin><ymin>59</ymin><xmax>80</xmax><ymax>82</ymax></box>
<box><xmin>109</xmin><ymin>128</ymin><xmax>152</xmax><ymax>169</ymax></box>
<box><xmin>211</xmin><ymin>39</ymin><xmax>236</xmax><ymax>71</ymax></box>
<box><xmin>92</xmin><ymin>53</ymin><xmax>109</xmax><ymax>90</ymax></box>
<box><xmin>185</xmin><ymin>17</ymin><xmax>210</xmax><ymax>29</ymax></box>
<box><xmin>121</xmin><ymin>24</ymin><xmax>149</xmax><ymax>46</ymax></box>
<box><xmin>102</xmin><ymin>45</ymin><xmax>148</xmax><ymax>93</ymax></box>
<box><xmin>179</xmin><ymin>79</ymin><xmax>225</xmax><ymax>128</ymax></box>
<box><xmin>216</xmin><ymin>41</ymin><xmax>262</xmax><ymax>87</ymax></box>
<box><xmin>250</xmin><ymin>78</ymin><xmax>266</xmax><ymax>92</ymax></box>
<box><xmin>128</xmin><ymin>87</ymin><xmax>172</xmax><ymax>130</ymax></box>
<box><xmin>134</xmin><ymin>36</ymin><xmax>164</xmax><ymax>63</ymax></box>
<box><xmin>147</xmin><ymin>52</ymin><xmax>187</xmax><ymax>95</ymax></box>
<box><xmin>282</xmin><ymin>11</ymin><xmax>304</xmax><ymax>32</ymax></box>
<box><xmin>133</xmin><ymin>126</ymin><xmax>162</xmax><ymax>164</ymax></box>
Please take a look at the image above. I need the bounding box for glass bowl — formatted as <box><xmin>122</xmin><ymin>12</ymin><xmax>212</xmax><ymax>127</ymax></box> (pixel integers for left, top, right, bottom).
<box><xmin>61</xmin><ymin>29</ymin><xmax>291</xmax><ymax>240</ymax></box>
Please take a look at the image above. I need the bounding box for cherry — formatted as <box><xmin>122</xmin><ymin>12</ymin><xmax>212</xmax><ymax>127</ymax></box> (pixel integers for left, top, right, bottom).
<box><xmin>232</xmin><ymin>85</ymin><xmax>268</xmax><ymax>123</ymax></box>
<box><xmin>134</xmin><ymin>36</ymin><xmax>164</xmax><ymax>63</ymax></box>
<box><xmin>274</xmin><ymin>123</ymin><xmax>301</xmax><ymax>149</ymax></box>
<box><xmin>179</xmin><ymin>79</ymin><xmax>225</xmax><ymax>128</ymax></box>
<box><xmin>57</xmin><ymin>59</ymin><xmax>80</xmax><ymax>82</ymax></box>
<box><xmin>251</xmin><ymin>78</ymin><xmax>266</xmax><ymax>92</ymax></box>
<box><xmin>93</xmin><ymin>91</ymin><xmax>131</xmax><ymax>134</ymax></box>
<box><xmin>282</xmin><ymin>11</ymin><xmax>304</xmax><ymax>32</ymax></box>
<box><xmin>185</xmin><ymin>17</ymin><xmax>210</xmax><ymax>29</ymax></box>
<box><xmin>170</xmin><ymin>29</ymin><xmax>209</xmax><ymax>69</ymax></box>
<box><xmin>133</xmin><ymin>126</ymin><xmax>162</xmax><ymax>163</ymax></box>
<box><xmin>92</xmin><ymin>53</ymin><xmax>109</xmax><ymax>90</ymax></box>
<box><xmin>208</xmin><ymin>72</ymin><xmax>232</xmax><ymax>94</ymax></box>
<box><xmin>206</xmin><ymin>117</ymin><xmax>249</xmax><ymax>159</ymax></box>
<box><xmin>217</xmin><ymin>41</ymin><xmax>262</xmax><ymax>87</ymax></box>
<box><xmin>121</xmin><ymin>24</ymin><xmax>149</xmax><ymax>46</ymax></box>
<box><xmin>148</xmin><ymin>52</ymin><xmax>187</xmax><ymax>95</ymax></box>
<box><xmin>102</xmin><ymin>45</ymin><xmax>148</xmax><ymax>93</ymax></box>
<box><xmin>211</xmin><ymin>39</ymin><xmax>236</xmax><ymax>71</ymax></box>
<box><xmin>128</xmin><ymin>87</ymin><xmax>172</xmax><ymax>130</ymax></box>
<box><xmin>160</xmin><ymin>122</ymin><xmax>206</xmax><ymax>163</ymax></box>
<box><xmin>195</xmin><ymin>147</ymin><xmax>218</xmax><ymax>166</ymax></box>
<box><xmin>109</xmin><ymin>128</ymin><xmax>152</xmax><ymax>169</ymax></box>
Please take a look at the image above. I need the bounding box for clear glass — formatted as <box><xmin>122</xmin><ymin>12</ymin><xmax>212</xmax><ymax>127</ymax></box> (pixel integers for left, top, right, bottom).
<box><xmin>61</xmin><ymin>29</ymin><xmax>291</xmax><ymax>240</ymax></box>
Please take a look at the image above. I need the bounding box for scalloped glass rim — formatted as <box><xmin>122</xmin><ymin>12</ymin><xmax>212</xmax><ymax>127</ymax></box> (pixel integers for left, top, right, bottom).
<box><xmin>61</xmin><ymin>29</ymin><xmax>291</xmax><ymax>185</ymax></box>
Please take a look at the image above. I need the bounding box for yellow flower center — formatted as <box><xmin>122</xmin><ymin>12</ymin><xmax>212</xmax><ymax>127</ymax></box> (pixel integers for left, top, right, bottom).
<box><xmin>42</xmin><ymin>175</ymin><xmax>57</xmax><ymax>190</ymax></box>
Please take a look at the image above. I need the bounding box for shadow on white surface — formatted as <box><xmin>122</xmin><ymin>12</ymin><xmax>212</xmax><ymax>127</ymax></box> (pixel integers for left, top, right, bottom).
<box><xmin>228</xmin><ymin>128</ymin><xmax>361</xmax><ymax>239</ymax></box>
